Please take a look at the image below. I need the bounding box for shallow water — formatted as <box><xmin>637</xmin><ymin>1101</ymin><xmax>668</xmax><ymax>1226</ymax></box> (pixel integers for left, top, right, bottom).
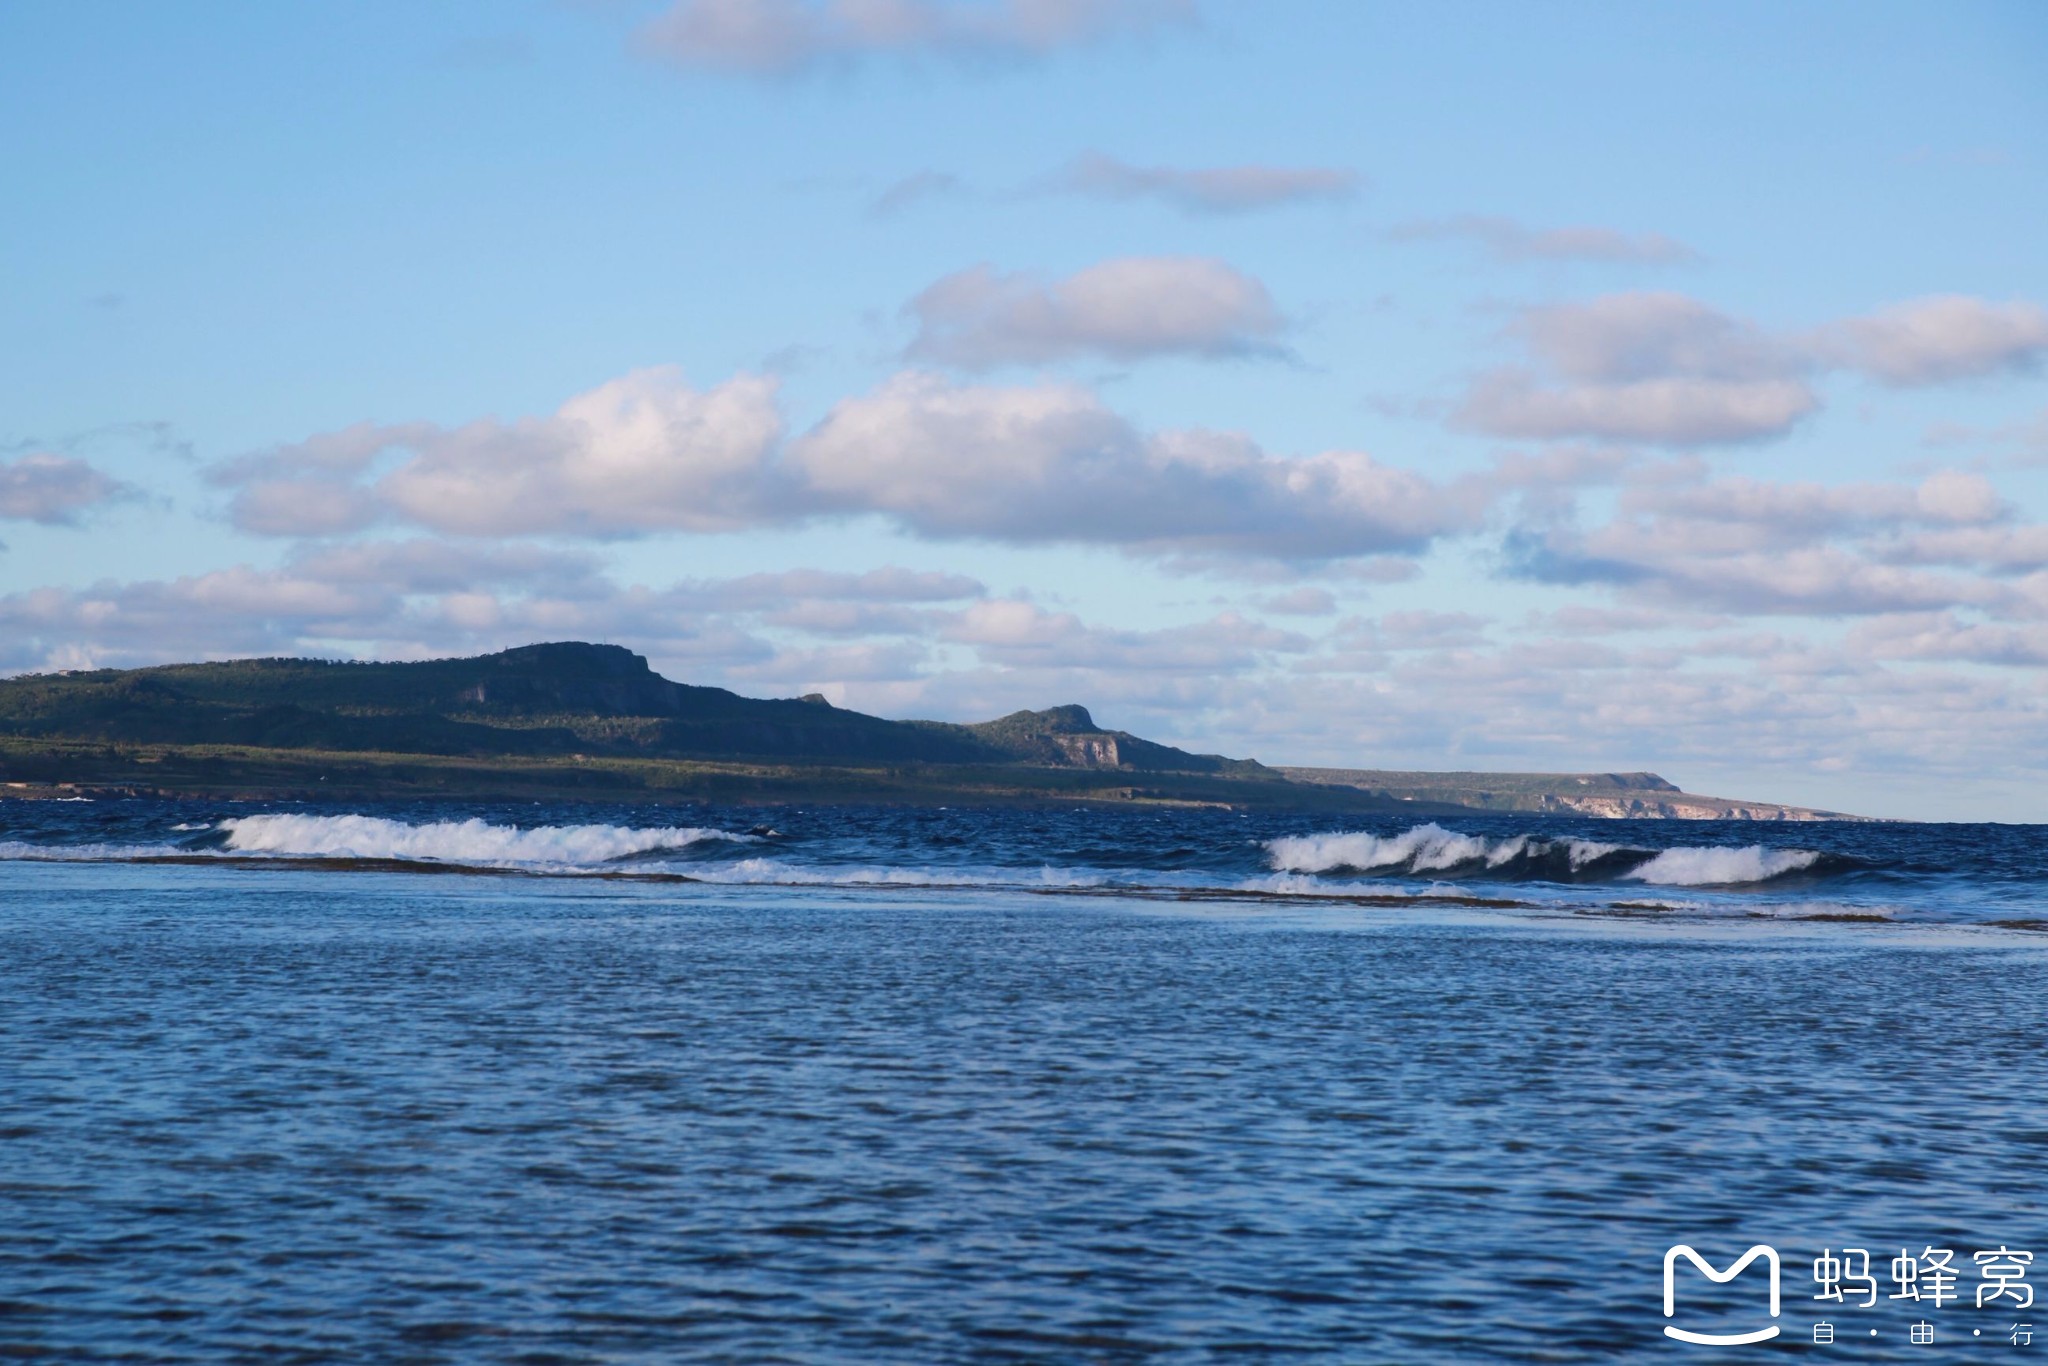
<box><xmin>3</xmin><ymin>835</ymin><xmax>2046</xmax><ymax>1361</ymax></box>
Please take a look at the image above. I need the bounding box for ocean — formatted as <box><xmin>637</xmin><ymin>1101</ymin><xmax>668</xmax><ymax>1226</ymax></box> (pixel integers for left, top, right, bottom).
<box><xmin>3</xmin><ymin>798</ymin><xmax>2046</xmax><ymax>1361</ymax></box>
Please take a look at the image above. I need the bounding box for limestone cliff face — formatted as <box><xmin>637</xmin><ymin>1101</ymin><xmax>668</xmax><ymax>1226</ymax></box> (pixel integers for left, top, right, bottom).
<box><xmin>1276</xmin><ymin>766</ymin><xmax>1862</xmax><ymax>821</ymax></box>
<box><xmin>1532</xmin><ymin>793</ymin><xmax>1838</xmax><ymax>821</ymax></box>
<box><xmin>1051</xmin><ymin>733</ymin><xmax>1121</xmax><ymax>767</ymax></box>
<box><xmin>955</xmin><ymin>705</ymin><xmax>1261</xmax><ymax>775</ymax></box>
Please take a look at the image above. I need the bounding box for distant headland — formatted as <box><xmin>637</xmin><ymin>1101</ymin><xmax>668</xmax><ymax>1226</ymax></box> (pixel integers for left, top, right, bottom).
<box><xmin>0</xmin><ymin>642</ymin><xmax>1857</xmax><ymax>818</ymax></box>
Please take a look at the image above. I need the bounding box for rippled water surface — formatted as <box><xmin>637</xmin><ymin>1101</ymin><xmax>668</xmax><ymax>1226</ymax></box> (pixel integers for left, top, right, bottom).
<box><xmin>4</xmin><ymin>802</ymin><xmax>2047</xmax><ymax>1360</ymax></box>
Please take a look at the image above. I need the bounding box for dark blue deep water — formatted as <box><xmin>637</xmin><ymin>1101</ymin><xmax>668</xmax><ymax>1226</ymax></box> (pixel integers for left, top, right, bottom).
<box><xmin>3</xmin><ymin>800</ymin><xmax>2047</xmax><ymax>1361</ymax></box>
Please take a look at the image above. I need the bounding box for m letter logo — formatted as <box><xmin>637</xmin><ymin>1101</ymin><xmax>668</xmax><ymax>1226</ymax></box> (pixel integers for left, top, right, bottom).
<box><xmin>1663</xmin><ymin>1244</ymin><xmax>1782</xmax><ymax>1345</ymax></box>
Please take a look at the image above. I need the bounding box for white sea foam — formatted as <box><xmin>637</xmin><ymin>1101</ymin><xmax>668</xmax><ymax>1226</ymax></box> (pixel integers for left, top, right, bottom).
<box><xmin>1566</xmin><ymin>839</ymin><xmax>1622</xmax><ymax>869</ymax></box>
<box><xmin>1266</xmin><ymin>823</ymin><xmax>1535</xmax><ymax>874</ymax></box>
<box><xmin>216</xmin><ymin>813</ymin><xmax>750</xmax><ymax>867</ymax></box>
<box><xmin>0</xmin><ymin>840</ymin><xmax>183</xmax><ymax>862</ymax></box>
<box><xmin>686</xmin><ymin>858</ymin><xmax>1106</xmax><ymax>890</ymax></box>
<box><xmin>1623</xmin><ymin>845</ymin><xmax>1822</xmax><ymax>886</ymax></box>
<box><xmin>170</xmin><ymin>822</ymin><xmax>211</xmax><ymax>832</ymax></box>
<box><xmin>1265</xmin><ymin>824</ymin><xmax>1822</xmax><ymax>889</ymax></box>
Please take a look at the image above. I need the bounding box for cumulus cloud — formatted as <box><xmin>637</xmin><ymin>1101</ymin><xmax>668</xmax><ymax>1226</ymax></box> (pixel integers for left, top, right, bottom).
<box><xmin>1456</xmin><ymin>292</ymin><xmax>1818</xmax><ymax>445</ymax></box>
<box><xmin>384</xmin><ymin>369</ymin><xmax>787</xmax><ymax>536</ymax></box>
<box><xmin>1460</xmin><ymin>371</ymin><xmax>1819</xmax><ymax>446</ymax></box>
<box><xmin>1393</xmin><ymin>215</ymin><xmax>1698</xmax><ymax>265</ymax></box>
<box><xmin>214</xmin><ymin>368</ymin><xmax>1481</xmax><ymax>564</ymax></box>
<box><xmin>0</xmin><ymin>453</ymin><xmax>134</xmax><ymax>525</ymax></box>
<box><xmin>1815</xmin><ymin>295</ymin><xmax>2048</xmax><ymax>386</ymax></box>
<box><xmin>789</xmin><ymin>371</ymin><xmax>1485</xmax><ymax>557</ymax></box>
<box><xmin>1502</xmin><ymin>469</ymin><xmax>2028</xmax><ymax>617</ymax></box>
<box><xmin>1872</xmin><ymin>524</ymin><xmax>2048</xmax><ymax>573</ymax></box>
<box><xmin>1051</xmin><ymin>151</ymin><xmax>1360</xmax><ymax>213</ymax></box>
<box><xmin>904</xmin><ymin>256</ymin><xmax>1284</xmax><ymax>367</ymax></box>
<box><xmin>1625</xmin><ymin>470</ymin><xmax>2008</xmax><ymax>543</ymax></box>
<box><xmin>638</xmin><ymin>0</ymin><xmax>1192</xmax><ymax>75</ymax></box>
<box><xmin>1458</xmin><ymin>291</ymin><xmax>2048</xmax><ymax>447</ymax></box>
<box><xmin>216</xmin><ymin>368</ymin><xmax>789</xmax><ymax>538</ymax></box>
<box><xmin>1845</xmin><ymin>612</ymin><xmax>2048</xmax><ymax>667</ymax></box>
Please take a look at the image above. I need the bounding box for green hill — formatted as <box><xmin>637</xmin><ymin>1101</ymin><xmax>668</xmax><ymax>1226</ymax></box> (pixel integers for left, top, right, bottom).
<box><xmin>0</xmin><ymin>642</ymin><xmax>1851</xmax><ymax>816</ymax></box>
<box><xmin>0</xmin><ymin>642</ymin><xmax>1354</xmax><ymax>808</ymax></box>
<box><xmin>0</xmin><ymin>642</ymin><xmax>1252</xmax><ymax>769</ymax></box>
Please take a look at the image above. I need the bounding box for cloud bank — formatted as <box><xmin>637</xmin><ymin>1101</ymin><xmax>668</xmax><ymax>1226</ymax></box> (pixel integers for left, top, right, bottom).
<box><xmin>213</xmin><ymin>367</ymin><xmax>1480</xmax><ymax>563</ymax></box>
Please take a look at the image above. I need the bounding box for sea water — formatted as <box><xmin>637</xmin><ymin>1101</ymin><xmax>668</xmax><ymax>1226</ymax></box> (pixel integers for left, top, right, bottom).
<box><xmin>3</xmin><ymin>799</ymin><xmax>2045</xmax><ymax>1361</ymax></box>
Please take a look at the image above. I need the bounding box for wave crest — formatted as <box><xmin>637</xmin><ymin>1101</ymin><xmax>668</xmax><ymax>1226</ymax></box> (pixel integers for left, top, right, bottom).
<box><xmin>217</xmin><ymin>814</ymin><xmax>750</xmax><ymax>867</ymax></box>
<box><xmin>1265</xmin><ymin>823</ymin><xmax>1628</xmax><ymax>877</ymax></box>
<box><xmin>1266</xmin><ymin>823</ymin><xmax>1826</xmax><ymax>887</ymax></box>
<box><xmin>1623</xmin><ymin>846</ymin><xmax>1822</xmax><ymax>886</ymax></box>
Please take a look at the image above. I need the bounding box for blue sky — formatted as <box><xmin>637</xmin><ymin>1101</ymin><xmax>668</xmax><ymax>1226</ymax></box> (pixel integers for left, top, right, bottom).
<box><xmin>4</xmin><ymin>0</ymin><xmax>2047</xmax><ymax>819</ymax></box>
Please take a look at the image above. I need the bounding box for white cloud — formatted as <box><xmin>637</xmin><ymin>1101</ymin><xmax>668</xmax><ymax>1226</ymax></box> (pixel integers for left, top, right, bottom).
<box><xmin>904</xmin><ymin>256</ymin><xmax>1284</xmax><ymax>367</ymax></box>
<box><xmin>1503</xmin><ymin>470</ymin><xmax>2030</xmax><ymax>618</ymax></box>
<box><xmin>1513</xmin><ymin>293</ymin><xmax>1793</xmax><ymax>384</ymax></box>
<box><xmin>0</xmin><ymin>453</ymin><xmax>133</xmax><ymax>525</ymax></box>
<box><xmin>1624</xmin><ymin>470</ymin><xmax>2007</xmax><ymax>542</ymax></box>
<box><xmin>1052</xmin><ymin>151</ymin><xmax>1360</xmax><ymax>213</ymax></box>
<box><xmin>1873</xmin><ymin>524</ymin><xmax>2048</xmax><ymax>573</ymax></box>
<box><xmin>1459</xmin><ymin>371</ymin><xmax>1820</xmax><ymax>446</ymax></box>
<box><xmin>1845</xmin><ymin>612</ymin><xmax>2048</xmax><ymax>667</ymax></box>
<box><xmin>1815</xmin><ymin>295</ymin><xmax>2048</xmax><ymax>386</ymax></box>
<box><xmin>638</xmin><ymin>0</ymin><xmax>1192</xmax><ymax>75</ymax></box>
<box><xmin>1393</xmin><ymin>215</ymin><xmax>1698</xmax><ymax>264</ymax></box>
<box><xmin>219</xmin><ymin>368</ymin><xmax>790</xmax><ymax>538</ymax></box>
<box><xmin>1456</xmin><ymin>291</ymin><xmax>2048</xmax><ymax>447</ymax></box>
<box><xmin>1455</xmin><ymin>293</ymin><xmax>1818</xmax><ymax>445</ymax></box>
<box><xmin>381</xmin><ymin>368</ymin><xmax>789</xmax><ymax>536</ymax></box>
<box><xmin>789</xmin><ymin>371</ymin><xmax>1485</xmax><ymax>557</ymax></box>
<box><xmin>215</xmin><ymin>367</ymin><xmax>1476</xmax><ymax>563</ymax></box>
<box><xmin>0</xmin><ymin>570</ymin><xmax>394</xmax><ymax>671</ymax></box>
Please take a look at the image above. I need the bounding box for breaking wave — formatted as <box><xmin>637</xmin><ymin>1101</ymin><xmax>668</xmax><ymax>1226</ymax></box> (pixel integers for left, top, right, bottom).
<box><xmin>215</xmin><ymin>814</ymin><xmax>752</xmax><ymax>867</ymax></box>
<box><xmin>1622</xmin><ymin>845</ymin><xmax>1822</xmax><ymax>886</ymax></box>
<box><xmin>1265</xmin><ymin>823</ymin><xmax>1831</xmax><ymax>888</ymax></box>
